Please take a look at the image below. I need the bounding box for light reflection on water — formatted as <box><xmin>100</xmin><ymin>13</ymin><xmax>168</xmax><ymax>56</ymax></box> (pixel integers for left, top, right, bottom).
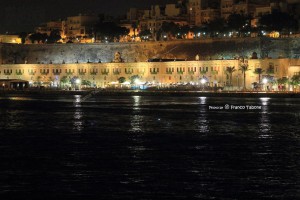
<box><xmin>7</xmin><ymin>97</ymin><xmax>33</xmax><ymax>101</ymax></box>
<box><xmin>196</xmin><ymin>97</ymin><xmax>210</xmax><ymax>133</ymax></box>
<box><xmin>0</xmin><ymin>95</ymin><xmax>299</xmax><ymax>199</ymax></box>
<box><xmin>73</xmin><ymin>95</ymin><xmax>84</xmax><ymax>131</ymax></box>
<box><xmin>260</xmin><ymin>97</ymin><xmax>271</xmax><ymax>106</ymax></box>
<box><xmin>259</xmin><ymin>97</ymin><xmax>272</xmax><ymax>138</ymax></box>
<box><xmin>130</xmin><ymin>96</ymin><xmax>144</xmax><ymax>133</ymax></box>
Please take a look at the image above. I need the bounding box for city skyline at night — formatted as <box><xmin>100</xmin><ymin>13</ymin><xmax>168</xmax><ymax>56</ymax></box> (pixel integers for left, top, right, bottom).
<box><xmin>2</xmin><ymin>0</ymin><xmax>298</xmax><ymax>33</ymax></box>
<box><xmin>0</xmin><ymin>0</ymin><xmax>175</xmax><ymax>33</ymax></box>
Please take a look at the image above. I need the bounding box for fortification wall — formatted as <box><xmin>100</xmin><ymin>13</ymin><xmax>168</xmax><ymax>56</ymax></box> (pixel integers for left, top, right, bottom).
<box><xmin>0</xmin><ymin>37</ymin><xmax>300</xmax><ymax>65</ymax></box>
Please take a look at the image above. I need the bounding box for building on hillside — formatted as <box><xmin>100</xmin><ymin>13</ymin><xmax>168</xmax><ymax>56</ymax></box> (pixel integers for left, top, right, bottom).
<box><xmin>123</xmin><ymin>8</ymin><xmax>146</xmax><ymax>40</ymax></box>
<box><xmin>255</xmin><ymin>6</ymin><xmax>272</xmax><ymax>17</ymax></box>
<box><xmin>270</xmin><ymin>0</ymin><xmax>288</xmax><ymax>12</ymax></box>
<box><xmin>165</xmin><ymin>4</ymin><xmax>182</xmax><ymax>17</ymax></box>
<box><xmin>150</xmin><ymin>5</ymin><xmax>165</xmax><ymax>18</ymax></box>
<box><xmin>221</xmin><ymin>0</ymin><xmax>234</xmax><ymax>20</ymax></box>
<box><xmin>139</xmin><ymin>18</ymin><xmax>188</xmax><ymax>39</ymax></box>
<box><xmin>188</xmin><ymin>0</ymin><xmax>202</xmax><ymax>26</ymax></box>
<box><xmin>126</xmin><ymin>8</ymin><xmax>145</xmax><ymax>22</ymax></box>
<box><xmin>232</xmin><ymin>0</ymin><xmax>257</xmax><ymax>16</ymax></box>
<box><xmin>251</xmin><ymin>6</ymin><xmax>272</xmax><ymax>28</ymax></box>
<box><xmin>201</xmin><ymin>8</ymin><xmax>220</xmax><ymax>24</ymax></box>
<box><xmin>62</xmin><ymin>14</ymin><xmax>98</xmax><ymax>43</ymax></box>
<box><xmin>35</xmin><ymin>20</ymin><xmax>63</xmax><ymax>36</ymax></box>
<box><xmin>0</xmin><ymin>35</ymin><xmax>21</xmax><ymax>44</ymax></box>
<box><xmin>127</xmin><ymin>8</ymin><xmax>138</xmax><ymax>21</ymax></box>
<box><xmin>125</xmin><ymin>1</ymin><xmax>187</xmax><ymax>39</ymax></box>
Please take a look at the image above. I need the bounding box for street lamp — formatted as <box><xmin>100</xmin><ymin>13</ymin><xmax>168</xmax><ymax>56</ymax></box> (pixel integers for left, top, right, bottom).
<box><xmin>134</xmin><ymin>78</ymin><xmax>141</xmax><ymax>89</ymax></box>
<box><xmin>75</xmin><ymin>78</ymin><xmax>80</xmax><ymax>84</ymax></box>
<box><xmin>75</xmin><ymin>78</ymin><xmax>81</xmax><ymax>90</ymax></box>
<box><xmin>262</xmin><ymin>78</ymin><xmax>268</xmax><ymax>91</ymax></box>
<box><xmin>200</xmin><ymin>78</ymin><xmax>207</xmax><ymax>91</ymax></box>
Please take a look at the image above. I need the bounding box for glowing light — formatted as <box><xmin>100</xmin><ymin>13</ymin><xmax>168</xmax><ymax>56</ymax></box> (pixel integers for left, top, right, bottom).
<box><xmin>200</xmin><ymin>79</ymin><xmax>207</xmax><ymax>84</ymax></box>
<box><xmin>75</xmin><ymin>79</ymin><xmax>81</xmax><ymax>84</ymax></box>
<box><xmin>262</xmin><ymin>78</ymin><xmax>268</xmax><ymax>84</ymax></box>
<box><xmin>134</xmin><ymin>78</ymin><xmax>142</xmax><ymax>85</ymax></box>
<box><xmin>260</xmin><ymin>97</ymin><xmax>270</xmax><ymax>106</ymax></box>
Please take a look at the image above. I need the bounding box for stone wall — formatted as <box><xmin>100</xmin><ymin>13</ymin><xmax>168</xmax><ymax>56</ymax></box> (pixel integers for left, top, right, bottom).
<box><xmin>1</xmin><ymin>37</ymin><xmax>300</xmax><ymax>65</ymax></box>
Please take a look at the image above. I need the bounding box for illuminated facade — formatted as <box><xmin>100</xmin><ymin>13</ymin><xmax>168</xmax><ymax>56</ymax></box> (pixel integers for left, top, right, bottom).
<box><xmin>35</xmin><ymin>21</ymin><xmax>63</xmax><ymax>36</ymax></box>
<box><xmin>188</xmin><ymin>0</ymin><xmax>202</xmax><ymax>26</ymax></box>
<box><xmin>0</xmin><ymin>35</ymin><xmax>21</xmax><ymax>44</ymax></box>
<box><xmin>0</xmin><ymin>58</ymin><xmax>299</xmax><ymax>90</ymax></box>
<box><xmin>62</xmin><ymin>14</ymin><xmax>98</xmax><ymax>42</ymax></box>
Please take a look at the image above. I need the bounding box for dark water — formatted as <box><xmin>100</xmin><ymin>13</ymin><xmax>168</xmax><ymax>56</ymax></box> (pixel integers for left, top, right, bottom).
<box><xmin>0</xmin><ymin>95</ymin><xmax>299</xmax><ymax>199</ymax></box>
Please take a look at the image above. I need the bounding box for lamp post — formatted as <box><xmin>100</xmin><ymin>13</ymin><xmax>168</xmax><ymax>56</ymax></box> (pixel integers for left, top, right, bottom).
<box><xmin>75</xmin><ymin>78</ymin><xmax>81</xmax><ymax>90</ymax></box>
<box><xmin>134</xmin><ymin>78</ymin><xmax>140</xmax><ymax>90</ymax></box>
<box><xmin>262</xmin><ymin>78</ymin><xmax>268</xmax><ymax>91</ymax></box>
<box><xmin>200</xmin><ymin>78</ymin><xmax>207</xmax><ymax>92</ymax></box>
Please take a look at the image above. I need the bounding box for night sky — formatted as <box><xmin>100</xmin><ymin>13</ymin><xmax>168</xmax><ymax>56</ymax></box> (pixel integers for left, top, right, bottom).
<box><xmin>0</xmin><ymin>0</ymin><xmax>176</xmax><ymax>33</ymax></box>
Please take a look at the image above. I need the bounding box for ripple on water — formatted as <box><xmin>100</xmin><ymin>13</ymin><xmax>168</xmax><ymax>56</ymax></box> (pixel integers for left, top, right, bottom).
<box><xmin>0</xmin><ymin>96</ymin><xmax>299</xmax><ymax>199</ymax></box>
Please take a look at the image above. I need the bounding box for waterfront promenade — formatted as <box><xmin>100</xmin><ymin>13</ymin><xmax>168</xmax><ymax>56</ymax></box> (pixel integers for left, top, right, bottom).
<box><xmin>1</xmin><ymin>89</ymin><xmax>299</xmax><ymax>98</ymax></box>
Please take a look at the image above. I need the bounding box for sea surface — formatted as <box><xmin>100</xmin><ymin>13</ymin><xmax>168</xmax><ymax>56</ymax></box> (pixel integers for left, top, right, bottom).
<box><xmin>0</xmin><ymin>95</ymin><xmax>299</xmax><ymax>199</ymax></box>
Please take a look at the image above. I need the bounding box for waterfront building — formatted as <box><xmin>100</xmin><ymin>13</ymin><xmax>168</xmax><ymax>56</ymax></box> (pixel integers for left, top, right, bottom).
<box><xmin>0</xmin><ymin>58</ymin><xmax>299</xmax><ymax>91</ymax></box>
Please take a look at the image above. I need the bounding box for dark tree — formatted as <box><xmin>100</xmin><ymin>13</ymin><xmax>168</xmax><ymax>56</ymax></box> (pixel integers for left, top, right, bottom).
<box><xmin>131</xmin><ymin>21</ymin><xmax>138</xmax><ymax>37</ymax></box>
<box><xmin>177</xmin><ymin>25</ymin><xmax>190</xmax><ymax>38</ymax></box>
<box><xmin>118</xmin><ymin>77</ymin><xmax>126</xmax><ymax>84</ymax></box>
<box><xmin>94</xmin><ymin>21</ymin><xmax>129</xmax><ymax>42</ymax></box>
<box><xmin>227</xmin><ymin>14</ymin><xmax>250</xmax><ymax>35</ymax></box>
<box><xmin>254</xmin><ymin>68</ymin><xmax>265</xmax><ymax>83</ymax></box>
<box><xmin>139</xmin><ymin>29</ymin><xmax>152</xmax><ymax>40</ymax></box>
<box><xmin>47</xmin><ymin>29</ymin><xmax>61</xmax><ymax>43</ymax></box>
<box><xmin>160</xmin><ymin>22</ymin><xmax>180</xmax><ymax>39</ymax></box>
<box><xmin>207</xmin><ymin>18</ymin><xmax>225</xmax><ymax>37</ymax></box>
<box><xmin>225</xmin><ymin>66</ymin><xmax>236</xmax><ymax>86</ymax></box>
<box><xmin>259</xmin><ymin>12</ymin><xmax>298</xmax><ymax>33</ymax></box>
<box><xmin>18</xmin><ymin>32</ymin><xmax>28</xmax><ymax>44</ymax></box>
<box><xmin>29</xmin><ymin>33</ymin><xmax>48</xmax><ymax>44</ymax></box>
<box><xmin>191</xmin><ymin>26</ymin><xmax>208</xmax><ymax>36</ymax></box>
<box><xmin>82</xmin><ymin>80</ymin><xmax>92</xmax><ymax>87</ymax></box>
